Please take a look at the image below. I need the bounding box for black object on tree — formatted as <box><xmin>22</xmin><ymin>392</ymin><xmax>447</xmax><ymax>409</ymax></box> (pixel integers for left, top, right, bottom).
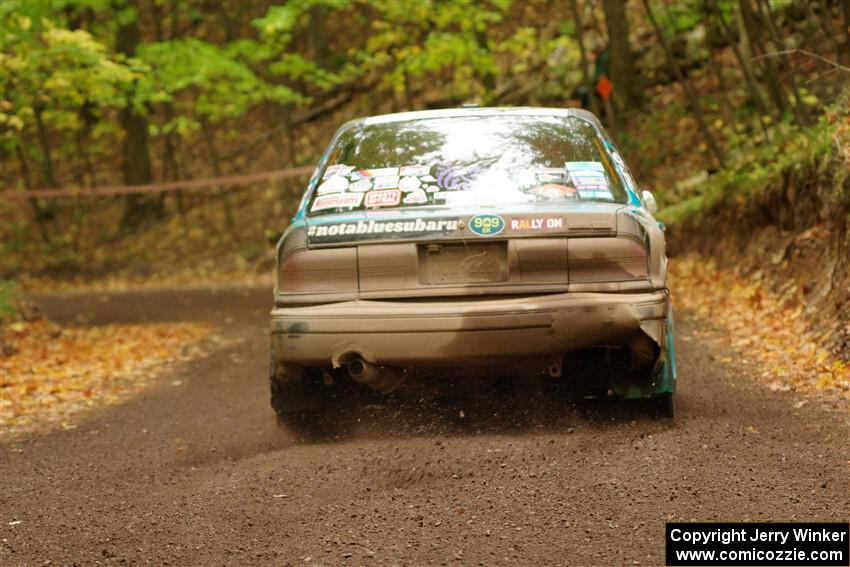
<box><xmin>602</xmin><ymin>0</ymin><xmax>643</xmax><ymax>110</ymax></box>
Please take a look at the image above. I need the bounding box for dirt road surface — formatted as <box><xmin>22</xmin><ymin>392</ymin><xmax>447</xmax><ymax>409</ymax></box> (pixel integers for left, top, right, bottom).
<box><xmin>2</xmin><ymin>288</ymin><xmax>848</xmax><ymax>566</ymax></box>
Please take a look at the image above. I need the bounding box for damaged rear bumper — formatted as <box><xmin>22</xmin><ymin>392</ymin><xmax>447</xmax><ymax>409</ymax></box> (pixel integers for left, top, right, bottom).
<box><xmin>271</xmin><ymin>290</ymin><xmax>671</xmax><ymax>372</ymax></box>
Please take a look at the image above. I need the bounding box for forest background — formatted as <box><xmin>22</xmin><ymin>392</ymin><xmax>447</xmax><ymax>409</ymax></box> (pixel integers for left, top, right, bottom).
<box><xmin>1</xmin><ymin>0</ymin><xmax>849</xmax><ymax>353</ymax></box>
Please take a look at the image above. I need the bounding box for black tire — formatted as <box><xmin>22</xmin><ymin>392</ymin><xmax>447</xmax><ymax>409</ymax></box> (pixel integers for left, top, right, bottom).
<box><xmin>269</xmin><ymin>360</ymin><xmax>331</xmax><ymax>429</ymax></box>
<box><xmin>645</xmin><ymin>393</ymin><xmax>674</xmax><ymax>418</ymax></box>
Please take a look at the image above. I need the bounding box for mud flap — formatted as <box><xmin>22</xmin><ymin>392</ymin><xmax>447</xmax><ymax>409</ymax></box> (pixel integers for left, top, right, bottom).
<box><xmin>611</xmin><ymin>309</ymin><xmax>677</xmax><ymax>399</ymax></box>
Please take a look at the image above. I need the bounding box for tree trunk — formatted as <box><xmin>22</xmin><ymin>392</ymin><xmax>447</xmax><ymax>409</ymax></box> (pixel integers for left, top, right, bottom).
<box><xmin>16</xmin><ymin>144</ymin><xmax>51</xmax><ymax>243</ymax></box>
<box><xmin>152</xmin><ymin>0</ymin><xmax>186</xmax><ymax>219</ymax></box>
<box><xmin>30</xmin><ymin>105</ymin><xmax>58</xmax><ymax>227</ymax></box>
<box><xmin>603</xmin><ymin>0</ymin><xmax>642</xmax><ymax>110</ymax></box>
<box><xmin>738</xmin><ymin>0</ymin><xmax>788</xmax><ymax>117</ymax></box>
<box><xmin>756</xmin><ymin>0</ymin><xmax>810</xmax><ymax>125</ymax></box>
<box><xmin>269</xmin><ymin>102</ymin><xmax>298</xmax><ymax>201</ymax></box>
<box><xmin>32</xmin><ymin>105</ymin><xmax>58</xmax><ymax>188</ymax></box>
<box><xmin>701</xmin><ymin>10</ymin><xmax>736</xmax><ymax>131</ymax></box>
<box><xmin>571</xmin><ymin>0</ymin><xmax>601</xmax><ymax>117</ymax></box>
<box><xmin>642</xmin><ymin>0</ymin><xmax>724</xmax><ymax>168</ymax></box>
<box><xmin>802</xmin><ymin>0</ymin><xmax>837</xmax><ymax>54</ymax></box>
<box><xmin>709</xmin><ymin>0</ymin><xmax>770</xmax><ymax>123</ymax></box>
<box><xmin>200</xmin><ymin>118</ymin><xmax>235</xmax><ymax>231</ymax></box>
<box><xmin>116</xmin><ymin>0</ymin><xmax>162</xmax><ymax>230</ymax></box>
<box><xmin>840</xmin><ymin>0</ymin><xmax>850</xmax><ymax>65</ymax></box>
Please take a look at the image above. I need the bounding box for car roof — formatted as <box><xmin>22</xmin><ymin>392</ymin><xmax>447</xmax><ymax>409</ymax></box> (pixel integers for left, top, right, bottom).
<box><xmin>349</xmin><ymin>106</ymin><xmax>603</xmax><ymax>130</ymax></box>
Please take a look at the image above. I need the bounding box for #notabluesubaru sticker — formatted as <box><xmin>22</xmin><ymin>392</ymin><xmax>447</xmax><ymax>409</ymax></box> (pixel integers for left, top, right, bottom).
<box><xmin>307</xmin><ymin>217</ymin><xmax>462</xmax><ymax>242</ymax></box>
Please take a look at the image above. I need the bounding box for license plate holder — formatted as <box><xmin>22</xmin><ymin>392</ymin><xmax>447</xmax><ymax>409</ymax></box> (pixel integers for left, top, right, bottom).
<box><xmin>419</xmin><ymin>242</ymin><xmax>508</xmax><ymax>285</ymax></box>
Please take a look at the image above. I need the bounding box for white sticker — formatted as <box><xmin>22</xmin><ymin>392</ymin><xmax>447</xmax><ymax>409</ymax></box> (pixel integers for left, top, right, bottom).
<box><xmin>364</xmin><ymin>189</ymin><xmax>402</xmax><ymax>208</ymax></box>
<box><xmin>568</xmin><ymin>170</ymin><xmax>607</xmax><ymax>182</ymax></box>
<box><xmin>403</xmin><ymin>189</ymin><xmax>428</xmax><ymax>204</ymax></box>
<box><xmin>594</xmin><ymin>190</ymin><xmax>615</xmax><ymax>200</ymax></box>
<box><xmin>373</xmin><ymin>176</ymin><xmax>400</xmax><ymax>190</ymax></box>
<box><xmin>572</xmin><ymin>176</ymin><xmax>609</xmax><ymax>188</ymax></box>
<box><xmin>575</xmin><ymin>184</ymin><xmax>606</xmax><ymax>192</ymax></box>
<box><xmin>420</xmin><ymin>175</ymin><xmax>437</xmax><ymax>183</ymax></box>
<box><xmin>566</xmin><ymin>161</ymin><xmax>605</xmax><ymax>173</ymax></box>
<box><xmin>323</xmin><ymin>164</ymin><xmax>354</xmax><ymax>179</ymax></box>
<box><xmin>399</xmin><ymin>176</ymin><xmax>421</xmax><ymax>191</ymax></box>
<box><xmin>317</xmin><ymin>176</ymin><xmax>349</xmax><ymax>195</ymax></box>
<box><xmin>311</xmin><ymin>193</ymin><xmax>363</xmax><ymax>211</ymax></box>
<box><xmin>536</xmin><ymin>169</ymin><xmax>565</xmax><ymax>183</ymax></box>
<box><xmin>348</xmin><ymin>178</ymin><xmax>372</xmax><ymax>192</ymax></box>
<box><xmin>350</xmin><ymin>167</ymin><xmax>399</xmax><ymax>180</ymax></box>
<box><xmin>424</xmin><ymin>185</ymin><xmax>439</xmax><ymax>193</ymax></box>
<box><xmin>536</xmin><ymin>167</ymin><xmax>564</xmax><ymax>175</ymax></box>
<box><xmin>400</xmin><ymin>165</ymin><xmax>431</xmax><ymax>177</ymax></box>
<box><xmin>434</xmin><ymin>191</ymin><xmax>476</xmax><ymax>205</ymax></box>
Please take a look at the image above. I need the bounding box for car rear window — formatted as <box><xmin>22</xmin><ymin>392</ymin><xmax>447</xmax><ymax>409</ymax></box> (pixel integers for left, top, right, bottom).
<box><xmin>308</xmin><ymin>115</ymin><xmax>628</xmax><ymax>216</ymax></box>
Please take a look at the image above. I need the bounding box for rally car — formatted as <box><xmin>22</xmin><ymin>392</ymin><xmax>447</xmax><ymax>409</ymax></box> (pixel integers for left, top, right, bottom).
<box><xmin>270</xmin><ymin>107</ymin><xmax>677</xmax><ymax>419</ymax></box>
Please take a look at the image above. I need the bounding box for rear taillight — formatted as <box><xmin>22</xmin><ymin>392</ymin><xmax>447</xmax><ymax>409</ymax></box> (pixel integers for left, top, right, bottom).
<box><xmin>278</xmin><ymin>247</ymin><xmax>358</xmax><ymax>297</ymax></box>
<box><xmin>569</xmin><ymin>237</ymin><xmax>649</xmax><ymax>283</ymax></box>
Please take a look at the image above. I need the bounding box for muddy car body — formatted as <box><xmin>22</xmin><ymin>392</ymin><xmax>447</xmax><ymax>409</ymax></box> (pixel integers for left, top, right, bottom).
<box><xmin>270</xmin><ymin>107</ymin><xmax>677</xmax><ymax>416</ymax></box>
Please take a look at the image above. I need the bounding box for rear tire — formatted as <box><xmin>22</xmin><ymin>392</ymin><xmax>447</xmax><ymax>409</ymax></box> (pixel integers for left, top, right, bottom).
<box><xmin>270</xmin><ymin>360</ymin><xmax>333</xmax><ymax>434</ymax></box>
<box><xmin>645</xmin><ymin>393</ymin><xmax>674</xmax><ymax>418</ymax></box>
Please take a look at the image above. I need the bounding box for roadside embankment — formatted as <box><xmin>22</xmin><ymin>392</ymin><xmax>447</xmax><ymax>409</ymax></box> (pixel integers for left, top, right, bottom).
<box><xmin>664</xmin><ymin>101</ymin><xmax>850</xmax><ymax>399</ymax></box>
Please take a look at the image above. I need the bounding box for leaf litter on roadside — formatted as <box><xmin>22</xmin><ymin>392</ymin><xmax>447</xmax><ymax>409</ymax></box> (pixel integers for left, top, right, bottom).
<box><xmin>1</xmin><ymin>319</ymin><xmax>213</xmax><ymax>440</ymax></box>
<box><xmin>670</xmin><ymin>255</ymin><xmax>849</xmax><ymax>400</ymax></box>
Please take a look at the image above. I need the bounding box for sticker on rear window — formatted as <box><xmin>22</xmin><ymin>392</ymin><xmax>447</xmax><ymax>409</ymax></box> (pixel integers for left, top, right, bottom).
<box><xmin>373</xmin><ymin>176</ymin><xmax>400</xmax><ymax>190</ymax></box>
<box><xmin>403</xmin><ymin>189</ymin><xmax>428</xmax><ymax>204</ymax></box>
<box><xmin>323</xmin><ymin>164</ymin><xmax>354</xmax><ymax>179</ymax></box>
<box><xmin>568</xmin><ymin>170</ymin><xmax>607</xmax><ymax>182</ymax></box>
<box><xmin>399</xmin><ymin>176</ymin><xmax>421</xmax><ymax>191</ymax></box>
<box><xmin>529</xmin><ymin>184</ymin><xmax>577</xmax><ymax>200</ymax></box>
<box><xmin>350</xmin><ymin>167</ymin><xmax>399</xmax><ymax>180</ymax></box>
<box><xmin>434</xmin><ymin>191</ymin><xmax>477</xmax><ymax>205</ymax></box>
<box><xmin>317</xmin><ymin>176</ymin><xmax>349</xmax><ymax>195</ymax></box>
<box><xmin>311</xmin><ymin>193</ymin><xmax>363</xmax><ymax>211</ymax></box>
<box><xmin>399</xmin><ymin>165</ymin><xmax>431</xmax><ymax>177</ymax></box>
<box><xmin>349</xmin><ymin>179</ymin><xmax>372</xmax><ymax>192</ymax></box>
<box><xmin>566</xmin><ymin>161</ymin><xmax>604</xmax><ymax>173</ymax></box>
<box><xmin>572</xmin><ymin>176</ymin><xmax>609</xmax><ymax>187</ymax></box>
<box><xmin>364</xmin><ymin>189</ymin><xmax>402</xmax><ymax>208</ymax></box>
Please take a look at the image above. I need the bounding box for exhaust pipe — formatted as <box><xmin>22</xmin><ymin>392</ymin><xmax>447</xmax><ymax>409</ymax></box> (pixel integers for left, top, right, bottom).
<box><xmin>346</xmin><ymin>357</ymin><xmax>404</xmax><ymax>393</ymax></box>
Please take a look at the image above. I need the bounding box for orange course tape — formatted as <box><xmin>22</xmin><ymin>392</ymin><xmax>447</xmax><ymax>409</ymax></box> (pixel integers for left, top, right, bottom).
<box><xmin>3</xmin><ymin>166</ymin><xmax>315</xmax><ymax>200</ymax></box>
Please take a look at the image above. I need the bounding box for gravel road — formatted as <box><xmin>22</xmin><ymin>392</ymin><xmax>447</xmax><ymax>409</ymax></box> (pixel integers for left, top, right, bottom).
<box><xmin>2</xmin><ymin>287</ymin><xmax>848</xmax><ymax>566</ymax></box>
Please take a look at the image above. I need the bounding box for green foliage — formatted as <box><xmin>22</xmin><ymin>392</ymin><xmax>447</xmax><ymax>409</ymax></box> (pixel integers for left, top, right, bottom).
<box><xmin>658</xmin><ymin>117</ymin><xmax>841</xmax><ymax>228</ymax></box>
<box><xmin>351</xmin><ymin>0</ymin><xmax>510</xmax><ymax>100</ymax></box>
<box><xmin>0</xmin><ymin>11</ymin><xmax>136</xmax><ymax>153</ymax></box>
<box><xmin>138</xmin><ymin>38</ymin><xmax>303</xmax><ymax>126</ymax></box>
